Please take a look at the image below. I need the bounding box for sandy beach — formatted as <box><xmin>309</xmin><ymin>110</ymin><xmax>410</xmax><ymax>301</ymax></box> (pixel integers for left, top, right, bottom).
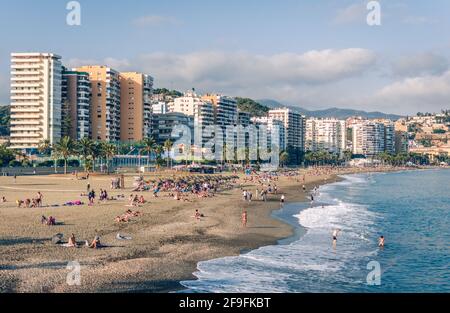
<box><xmin>0</xmin><ymin>166</ymin><xmax>411</xmax><ymax>293</ymax></box>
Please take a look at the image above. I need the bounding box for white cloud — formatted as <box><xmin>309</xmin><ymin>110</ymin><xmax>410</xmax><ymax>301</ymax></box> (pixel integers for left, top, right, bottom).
<box><xmin>133</xmin><ymin>49</ymin><xmax>376</xmax><ymax>87</ymax></box>
<box><xmin>132</xmin><ymin>15</ymin><xmax>180</xmax><ymax>27</ymax></box>
<box><xmin>391</xmin><ymin>53</ymin><xmax>448</xmax><ymax>77</ymax></box>
<box><xmin>65</xmin><ymin>58</ymin><xmax>131</xmax><ymax>71</ymax></box>
<box><xmin>333</xmin><ymin>3</ymin><xmax>366</xmax><ymax>24</ymax></box>
<box><xmin>372</xmin><ymin>71</ymin><xmax>450</xmax><ymax>113</ymax></box>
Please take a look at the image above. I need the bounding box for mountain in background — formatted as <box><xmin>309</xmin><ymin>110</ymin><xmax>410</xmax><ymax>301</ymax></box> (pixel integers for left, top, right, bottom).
<box><xmin>257</xmin><ymin>99</ymin><xmax>403</xmax><ymax>120</ymax></box>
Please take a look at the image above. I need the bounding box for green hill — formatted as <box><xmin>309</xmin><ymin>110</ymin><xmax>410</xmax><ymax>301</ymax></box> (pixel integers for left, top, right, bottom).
<box><xmin>235</xmin><ymin>97</ymin><xmax>269</xmax><ymax>117</ymax></box>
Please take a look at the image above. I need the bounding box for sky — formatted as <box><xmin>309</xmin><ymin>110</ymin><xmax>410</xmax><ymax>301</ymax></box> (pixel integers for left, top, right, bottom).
<box><xmin>0</xmin><ymin>0</ymin><xmax>449</xmax><ymax>114</ymax></box>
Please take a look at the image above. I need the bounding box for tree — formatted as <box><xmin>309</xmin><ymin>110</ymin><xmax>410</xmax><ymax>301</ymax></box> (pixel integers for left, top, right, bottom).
<box><xmin>0</xmin><ymin>144</ymin><xmax>15</xmax><ymax>167</ymax></box>
<box><xmin>235</xmin><ymin>97</ymin><xmax>269</xmax><ymax>117</ymax></box>
<box><xmin>163</xmin><ymin>139</ymin><xmax>173</xmax><ymax>168</ymax></box>
<box><xmin>141</xmin><ymin>137</ymin><xmax>156</xmax><ymax>166</ymax></box>
<box><xmin>101</xmin><ymin>142</ymin><xmax>116</xmax><ymax>174</ymax></box>
<box><xmin>279</xmin><ymin>151</ymin><xmax>289</xmax><ymax>167</ymax></box>
<box><xmin>54</xmin><ymin>136</ymin><xmax>74</xmax><ymax>174</ymax></box>
<box><xmin>37</xmin><ymin>139</ymin><xmax>52</xmax><ymax>156</ymax></box>
<box><xmin>75</xmin><ymin>137</ymin><xmax>95</xmax><ymax>172</ymax></box>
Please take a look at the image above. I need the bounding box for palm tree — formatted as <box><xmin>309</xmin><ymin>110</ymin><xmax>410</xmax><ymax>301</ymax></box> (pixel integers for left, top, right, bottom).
<box><xmin>75</xmin><ymin>137</ymin><xmax>95</xmax><ymax>172</ymax></box>
<box><xmin>154</xmin><ymin>144</ymin><xmax>164</xmax><ymax>169</ymax></box>
<box><xmin>37</xmin><ymin>139</ymin><xmax>51</xmax><ymax>156</ymax></box>
<box><xmin>280</xmin><ymin>151</ymin><xmax>289</xmax><ymax>168</ymax></box>
<box><xmin>90</xmin><ymin>141</ymin><xmax>103</xmax><ymax>172</ymax></box>
<box><xmin>54</xmin><ymin>136</ymin><xmax>74</xmax><ymax>174</ymax></box>
<box><xmin>163</xmin><ymin>139</ymin><xmax>173</xmax><ymax>168</ymax></box>
<box><xmin>101</xmin><ymin>142</ymin><xmax>116</xmax><ymax>174</ymax></box>
<box><xmin>141</xmin><ymin>137</ymin><xmax>156</xmax><ymax>167</ymax></box>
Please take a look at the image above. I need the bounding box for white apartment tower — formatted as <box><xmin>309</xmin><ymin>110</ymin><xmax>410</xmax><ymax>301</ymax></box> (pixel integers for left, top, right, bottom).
<box><xmin>352</xmin><ymin>120</ymin><xmax>395</xmax><ymax>156</ymax></box>
<box><xmin>306</xmin><ymin>118</ymin><xmax>347</xmax><ymax>154</ymax></box>
<box><xmin>268</xmin><ymin>108</ymin><xmax>305</xmax><ymax>151</ymax></box>
<box><xmin>10</xmin><ymin>53</ymin><xmax>63</xmax><ymax>150</ymax></box>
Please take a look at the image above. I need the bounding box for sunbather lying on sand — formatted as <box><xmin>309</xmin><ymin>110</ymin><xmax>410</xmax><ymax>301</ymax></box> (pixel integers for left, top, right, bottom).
<box><xmin>62</xmin><ymin>233</ymin><xmax>78</xmax><ymax>247</ymax></box>
<box><xmin>88</xmin><ymin>235</ymin><xmax>101</xmax><ymax>249</ymax></box>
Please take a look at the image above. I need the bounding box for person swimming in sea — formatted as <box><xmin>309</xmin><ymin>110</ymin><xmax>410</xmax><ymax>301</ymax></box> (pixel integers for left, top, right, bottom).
<box><xmin>332</xmin><ymin>229</ymin><xmax>341</xmax><ymax>248</ymax></box>
<box><xmin>378</xmin><ymin>235</ymin><xmax>385</xmax><ymax>247</ymax></box>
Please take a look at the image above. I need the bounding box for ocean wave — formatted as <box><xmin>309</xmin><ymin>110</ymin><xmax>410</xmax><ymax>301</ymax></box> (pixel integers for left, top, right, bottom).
<box><xmin>180</xmin><ymin>175</ymin><xmax>380</xmax><ymax>293</ymax></box>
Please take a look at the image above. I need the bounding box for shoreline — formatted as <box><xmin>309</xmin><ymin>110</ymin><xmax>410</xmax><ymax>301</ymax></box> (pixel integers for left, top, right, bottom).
<box><xmin>0</xmin><ymin>166</ymin><xmax>424</xmax><ymax>292</ymax></box>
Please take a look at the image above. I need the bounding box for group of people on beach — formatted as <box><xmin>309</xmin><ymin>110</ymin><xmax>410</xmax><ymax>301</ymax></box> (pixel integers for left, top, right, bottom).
<box><xmin>15</xmin><ymin>191</ymin><xmax>43</xmax><ymax>208</ymax></box>
<box><xmin>63</xmin><ymin>233</ymin><xmax>101</xmax><ymax>249</ymax></box>
<box><xmin>332</xmin><ymin>228</ymin><xmax>385</xmax><ymax>249</ymax></box>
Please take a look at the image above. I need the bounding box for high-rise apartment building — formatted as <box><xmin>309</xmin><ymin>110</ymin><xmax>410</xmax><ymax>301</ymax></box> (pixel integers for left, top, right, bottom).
<box><xmin>76</xmin><ymin>66</ymin><xmax>121</xmax><ymax>142</ymax></box>
<box><xmin>201</xmin><ymin>94</ymin><xmax>238</xmax><ymax>127</ymax></box>
<box><xmin>61</xmin><ymin>67</ymin><xmax>91</xmax><ymax>140</ymax></box>
<box><xmin>119</xmin><ymin>72</ymin><xmax>153</xmax><ymax>142</ymax></box>
<box><xmin>170</xmin><ymin>92</ymin><xmax>215</xmax><ymax>153</ymax></box>
<box><xmin>268</xmin><ymin>108</ymin><xmax>305</xmax><ymax>151</ymax></box>
<box><xmin>306</xmin><ymin>118</ymin><xmax>347</xmax><ymax>154</ymax></box>
<box><xmin>10</xmin><ymin>53</ymin><xmax>63</xmax><ymax>150</ymax></box>
<box><xmin>352</xmin><ymin>120</ymin><xmax>395</xmax><ymax>156</ymax></box>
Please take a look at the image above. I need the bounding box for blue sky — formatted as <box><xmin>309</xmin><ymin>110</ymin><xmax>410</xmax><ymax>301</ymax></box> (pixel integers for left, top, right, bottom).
<box><xmin>1</xmin><ymin>0</ymin><xmax>449</xmax><ymax>114</ymax></box>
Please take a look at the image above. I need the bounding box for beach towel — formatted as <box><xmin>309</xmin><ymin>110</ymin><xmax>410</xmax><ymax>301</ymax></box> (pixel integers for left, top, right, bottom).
<box><xmin>116</xmin><ymin>233</ymin><xmax>132</xmax><ymax>240</ymax></box>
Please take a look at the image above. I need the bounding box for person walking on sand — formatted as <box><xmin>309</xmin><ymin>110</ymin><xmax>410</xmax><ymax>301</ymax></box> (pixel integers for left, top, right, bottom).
<box><xmin>242</xmin><ymin>210</ymin><xmax>248</xmax><ymax>227</ymax></box>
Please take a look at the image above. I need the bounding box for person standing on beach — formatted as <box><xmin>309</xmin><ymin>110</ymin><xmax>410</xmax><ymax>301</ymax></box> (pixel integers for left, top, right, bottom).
<box><xmin>13</xmin><ymin>174</ymin><xmax>16</xmax><ymax>184</ymax></box>
<box><xmin>242</xmin><ymin>210</ymin><xmax>248</xmax><ymax>227</ymax></box>
<box><xmin>280</xmin><ymin>194</ymin><xmax>285</xmax><ymax>204</ymax></box>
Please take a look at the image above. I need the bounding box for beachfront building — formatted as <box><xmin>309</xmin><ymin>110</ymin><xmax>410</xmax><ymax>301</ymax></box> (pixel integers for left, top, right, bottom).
<box><xmin>306</xmin><ymin>118</ymin><xmax>347</xmax><ymax>154</ymax></box>
<box><xmin>201</xmin><ymin>94</ymin><xmax>238</xmax><ymax>157</ymax></box>
<box><xmin>169</xmin><ymin>91</ymin><xmax>215</xmax><ymax>150</ymax></box>
<box><xmin>268</xmin><ymin>108</ymin><xmax>305</xmax><ymax>152</ymax></box>
<box><xmin>151</xmin><ymin>112</ymin><xmax>194</xmax><ymax>145</ymax></box>
<box><xmin>395</xmin><ymin>130</ymin><xmax>409</xmax><ymax>154</ymax></box>
<box><xmin>76</xmin><ymin>66</ymin><xmax>121</xmax><ymax>142</ymax></box>
<box><xmin>9</xmin><ymin>53</ymin><xmax>63</xmax><ymax>150</ymax></box>
<box><xmin>352</xmin><ymin>120</ymin><xmax>395</xmax><ymax>156</ymax></box>
<box><xmin>152</xmin><ymin>102</ymin><xmax>168</xmax><ymax>114</ymax></box>
<box><xmin>61</xmin><ymin>67</ymin><xmax>91</xmax><ymax>140</ymax></box>
<box><xmin>119</xmin><ymin>72</ymin><xmax>153</xmax><ymax>142</ymax></box>
<box><xmin>252</xmin><ymin>116</ymin><xmax>286</xmax><ymax>151</ymax></box>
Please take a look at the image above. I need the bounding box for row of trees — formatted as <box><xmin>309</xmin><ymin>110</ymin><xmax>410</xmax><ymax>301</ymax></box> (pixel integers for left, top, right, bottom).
<box><xmin>36</xmin><ymin>137</ymin><xmax>174</xmax><ymax>174</ymax></box>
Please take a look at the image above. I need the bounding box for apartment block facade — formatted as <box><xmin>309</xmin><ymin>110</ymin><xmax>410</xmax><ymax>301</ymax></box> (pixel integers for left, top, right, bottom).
<box><xmin>306</xmin><ymin>118</ymin><xmax>347</xmax><ymax>154</ymax></box>
<box><xmin>119</xmin><ymin>72</ymin><xmax>153</xmax><ymax>142</ymax></box>
<box><xmin>75</xmin><ymin>66</ymin><xmax>121</xmax><ymax>142</ymax></box>
<box><xmin>61</xmin><ymin>68</ymin><xmax>91</xmax><ymax>140</ymax></box>
<box><xmin>268</xmin><ymin>108</ymin><xmax>305</xmax><ymax>152</ymax></box>
<box><xmin>352</xmin><ymin>120</ymin><xmax>395</xmax><ymax>156</ymax></box>
<box><xmin>10</xmin><ymin>53</ymin><xmax>63</xmax><ymax>150</ymax></box>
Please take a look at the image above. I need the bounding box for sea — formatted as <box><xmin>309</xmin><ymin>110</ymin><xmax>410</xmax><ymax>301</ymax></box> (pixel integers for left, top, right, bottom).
<box><xmin>179</xmin><ymin>169</ymin><xmax>450</xmax><ymax>293</ymax></box>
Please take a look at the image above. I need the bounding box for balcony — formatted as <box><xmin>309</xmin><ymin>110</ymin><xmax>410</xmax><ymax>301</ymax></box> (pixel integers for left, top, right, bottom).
<box><xmin>11</xmin><ymin>94</ymin><xmax>42</xmax><ymax>100</ymax></box>
<box><xmin>10</xmin><ymin>132</ymin><xmax>42</xmax><ymax>138</ymax></box>
<box><xmin>10</xmin><ymin>107</ymin><xmax>42</xmax><ymax>113</ymax></box>
<box><xmin>10</xmin><ymin>120</ymin><xmax>42</xmax><ymax>125</ymax></box>
<box><xmin>11</xmin><ymin>76</ymin><xmax>43</xmax><ymax>82</ymax></box>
